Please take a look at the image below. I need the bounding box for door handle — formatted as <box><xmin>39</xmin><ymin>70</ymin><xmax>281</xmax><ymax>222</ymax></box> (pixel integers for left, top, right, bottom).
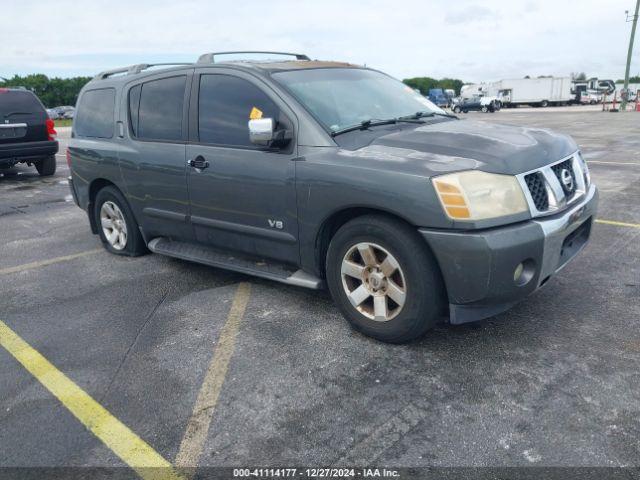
<box><xmin>187</xmin><ymin>155</ymin><xmax>209</xmax><ymax>170</ymax></box>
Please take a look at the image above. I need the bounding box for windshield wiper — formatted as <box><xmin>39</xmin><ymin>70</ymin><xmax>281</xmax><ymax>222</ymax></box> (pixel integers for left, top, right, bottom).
<box><xmin>399</xmin><ymin>110</ymin><xmax>458</xmax><ymax>120</ymax></box>
<box><xmin>330</xmin><ymin>117</ymin><xmax>425</xmax><ymax>137</ymax></box>
<box><xmin>3</xmin><ymin>111</ymin><xmax>33</xmax><ymax>119</ymax></box>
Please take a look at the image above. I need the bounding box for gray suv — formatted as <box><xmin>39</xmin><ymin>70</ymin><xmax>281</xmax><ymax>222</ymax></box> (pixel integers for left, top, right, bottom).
<box><xmin>68</xmin><ymin>51</ymin><xmax>598</xmax><ymax>343</ymax></box>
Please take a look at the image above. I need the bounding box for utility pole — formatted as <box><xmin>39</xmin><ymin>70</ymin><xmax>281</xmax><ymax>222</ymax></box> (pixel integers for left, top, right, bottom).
<box><xmin>622</xmin><ymin>0</ymin><xmax>640</xmax><ymax>110</ymax></box>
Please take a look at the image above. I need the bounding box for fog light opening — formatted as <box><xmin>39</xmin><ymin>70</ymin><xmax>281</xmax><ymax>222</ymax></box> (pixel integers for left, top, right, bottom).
<box><xmin>514</xmin><ymin>259</ymin><xmax>535</xmax><ymax>287</ymax></box>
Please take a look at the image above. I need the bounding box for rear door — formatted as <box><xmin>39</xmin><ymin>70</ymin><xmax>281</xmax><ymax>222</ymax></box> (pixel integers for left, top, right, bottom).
<box><xmin>118</xmin><ymin>72</ymin><xmax>193</xmax><ymax>240</ymax></box>
<box><xmin>0</xmin><ymin>90</ymin><xmax>47</xmax><ymax>144</ymax></box>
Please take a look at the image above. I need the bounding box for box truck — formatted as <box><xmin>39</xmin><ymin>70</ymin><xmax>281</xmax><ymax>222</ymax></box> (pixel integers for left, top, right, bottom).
<box><xmin>494</xmin><ymin>77</ymin><xmax>573</xmax><ymax>107</ymax></box>
<box><xmin>461</xmin><ymin>77</ymin><xmax>573</xmax><ymax>107</ymax></box>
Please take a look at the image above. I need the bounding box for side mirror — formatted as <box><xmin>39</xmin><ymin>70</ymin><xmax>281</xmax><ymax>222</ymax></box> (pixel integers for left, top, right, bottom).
<box><xmin>249</xmin><ymin>118</ymin><xmax>274</xmax><ymax>146</ymax></box>
<box><xmin>249</xmin><ymin>117</ymin><xmax>292</xmax><ymax>148</ymax></box>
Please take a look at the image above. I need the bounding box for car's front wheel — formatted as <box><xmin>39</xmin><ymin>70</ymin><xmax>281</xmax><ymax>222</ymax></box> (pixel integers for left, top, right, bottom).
<box><xmin>326</xmin><ymin>215</ymin><xmax>445</xmax><ymax>343</ymax></box>
<box><xmin>94</xmin><ymin>186</ymin><xmax>147</xmax><ymax>256</ymax></box>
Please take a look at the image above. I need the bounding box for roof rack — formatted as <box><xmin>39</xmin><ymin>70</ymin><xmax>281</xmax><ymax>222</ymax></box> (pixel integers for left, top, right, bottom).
<box><xmin>196</xmin><ymin>51</ymin><xmax>310</xmax><ymax>64</ymax></box>
<box><xmin>93</xmin><ymin>63</ymin><xmax>193</xmax><ymax>80</ymax></box>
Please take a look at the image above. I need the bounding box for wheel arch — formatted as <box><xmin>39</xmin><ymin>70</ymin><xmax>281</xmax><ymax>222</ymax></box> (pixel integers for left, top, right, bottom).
<box><xmin>87</xmin><ymin>178</ymin><xmax>121</xmax><ymax>234</ymax></box>
<box><xmin>314</xmin><ymin>206</ymin><xmax>433</xmax><ymax>279</ymax></box>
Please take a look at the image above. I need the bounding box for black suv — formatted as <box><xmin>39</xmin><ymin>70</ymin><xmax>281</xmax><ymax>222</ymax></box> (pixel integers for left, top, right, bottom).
<box><xmin>68</xmin><ymin>52</ymin><xmax>597</xmax><ymax>343</ymax></box>
<box><xmin>0</xmin><ymin>88</ymin><xmax>58</xmax><ymax>176</ymax></box>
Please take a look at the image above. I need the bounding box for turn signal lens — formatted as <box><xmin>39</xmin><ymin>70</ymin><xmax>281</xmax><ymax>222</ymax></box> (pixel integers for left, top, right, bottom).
<box><xmin>433</xmin><ymin>181</ymin><xmax>471</xmax><ymax>219</ymax></box>
<box><xmin>433</xmin><ymin>170</ymin><xmax>528</xmax><ymax>221</ymax></box>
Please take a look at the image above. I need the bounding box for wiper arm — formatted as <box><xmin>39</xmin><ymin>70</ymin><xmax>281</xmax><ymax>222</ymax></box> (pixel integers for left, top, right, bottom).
<box><xmin>330</xmin><ymin>119</ymin><xmax>394</xmax><ymax>137</ymax></box>
<box><xmin>330</xmin><ymin>117</ymin><xmax>424</xmax><ymax>137</ymax></box>
<box><xmin>4</xmin><ymin>111</ymin><xmax>32</xmax><ymax>117</ymax></box>
<box><xmin>399</xmin><ymin>110</ymin><xmax>458</xmax><ymax>120</ymax></box>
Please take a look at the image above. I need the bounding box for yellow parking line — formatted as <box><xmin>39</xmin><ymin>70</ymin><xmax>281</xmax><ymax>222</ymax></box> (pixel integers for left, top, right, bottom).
<box><xmin>596</xmin><ymin>219</ymin><xmax>640</xmax><ymax>229</ymax></box>
<box><xmin>0</xmin><ymin>248</ymin><xmax>102</xmax><ymax>276</ymax></box>
<box><xmin>175</xmin><ymin>282</ymin><xmax>252</xmax><ymax>468</ymax></box>
<box><xmin>0</xmin><ymin>320</ymin><xmax>183</xmax><ymax>480</ymax></box>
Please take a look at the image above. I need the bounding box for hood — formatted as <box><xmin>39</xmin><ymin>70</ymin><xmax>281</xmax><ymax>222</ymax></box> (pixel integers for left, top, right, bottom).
<box><xmin>336</xmin><ymin>119</ymin><xmax>578</xmax><ymax>177</ymax></box>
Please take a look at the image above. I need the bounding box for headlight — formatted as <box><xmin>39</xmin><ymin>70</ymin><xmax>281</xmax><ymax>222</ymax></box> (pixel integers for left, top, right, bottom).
<box><xmin>432</xmin><ymin>170</ymin><xmax>528</xmax><ymax>221</ymax></box>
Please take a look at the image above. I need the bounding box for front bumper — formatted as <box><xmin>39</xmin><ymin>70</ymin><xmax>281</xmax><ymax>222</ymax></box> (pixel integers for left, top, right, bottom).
<box><xmin>420</xmin><ymin>184</ymin><xmax>598</xmax><ymax>324</ymax></box>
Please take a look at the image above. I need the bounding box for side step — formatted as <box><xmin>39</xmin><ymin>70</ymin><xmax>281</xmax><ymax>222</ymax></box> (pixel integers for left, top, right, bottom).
<box><xmin>147</xmin><ymin>238</ymin><xmax>324</xmax><ymax>289</ymax></box>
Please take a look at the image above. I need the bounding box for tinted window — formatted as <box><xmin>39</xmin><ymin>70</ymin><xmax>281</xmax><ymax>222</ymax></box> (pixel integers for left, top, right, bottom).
<box><xmin>198</xmin><ymin>75</ymin><xmax>280</xmax><ymax>147</ymax></box>
<box><xmin>128</xmin><ymin>84</ymin><xmax>141</xmax><ymax>137</ymax></box>
<box><xmin>0</xmin><ymin>90</ymin><xmax>45</xmax><ymax>118</ymax></box>
<box><xmin>75</xmin><ymin>88</ymin><xmax>115</xmax><ymax>138</ymax></box>
<box><xmin>135</xmin><ymin>76</ymin><xmax>185</xmax><ymax>141</ymax></box>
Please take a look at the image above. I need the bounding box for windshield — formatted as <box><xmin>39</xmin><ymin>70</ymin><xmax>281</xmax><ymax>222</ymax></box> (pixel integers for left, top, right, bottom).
<box><xmin>272</xmin><ymin>68</ymin><xmax>444</xmax><ymax>133</ymax></box>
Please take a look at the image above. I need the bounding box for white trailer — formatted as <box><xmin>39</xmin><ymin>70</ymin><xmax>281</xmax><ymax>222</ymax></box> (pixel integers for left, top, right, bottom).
<box><xmin>493</xmin><ymin>77</ymin><xmax>573</xmax><ymax>107</ymax></box>
<box><xmin>461</xmin><ymin>78</ymin><xmax>573</xmax><ymax>107</ymax></box>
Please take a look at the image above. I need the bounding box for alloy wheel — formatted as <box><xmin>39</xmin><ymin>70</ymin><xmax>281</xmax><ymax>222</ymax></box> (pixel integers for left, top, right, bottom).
<box><xmin>340</xmin><ymin>242</ymin><xmax>407</xmax><ymax>322</ymax></box>
<box><xmin>100</xmin><ymin>201</ymin><xmax>128</xmax><ymax>250</ymax></box>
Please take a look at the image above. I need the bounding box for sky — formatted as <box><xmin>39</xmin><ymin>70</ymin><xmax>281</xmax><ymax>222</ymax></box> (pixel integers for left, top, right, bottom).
<box><xmin>1</xmin><ymin>0</ymin><xmax>638</xmax><ymax>83</ymax></box>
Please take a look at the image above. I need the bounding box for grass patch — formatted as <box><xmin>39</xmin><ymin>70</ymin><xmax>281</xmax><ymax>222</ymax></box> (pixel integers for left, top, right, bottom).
<box><xmin>54</xmin><ymin>119</ymin><xmax>73</xmax><ymax>128</ymax></box>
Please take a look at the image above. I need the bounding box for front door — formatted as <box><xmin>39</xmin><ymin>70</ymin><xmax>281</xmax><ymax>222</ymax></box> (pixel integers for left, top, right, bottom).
<box><xmin>186</xmin><ymin>70</ymin><xmax>299</xmax><ymax>265</ymax></box>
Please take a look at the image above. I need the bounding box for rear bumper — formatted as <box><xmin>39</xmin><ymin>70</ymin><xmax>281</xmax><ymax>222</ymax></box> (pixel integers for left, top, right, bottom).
<box><xmin>0</xmin><ymin>140</ymin><xmax>58</xmax><ymax>164</ymax></box>
<box><xmin>420</xmin><ymin>184</ymin><xmax>598</xmax><ymax>324</ymax></box>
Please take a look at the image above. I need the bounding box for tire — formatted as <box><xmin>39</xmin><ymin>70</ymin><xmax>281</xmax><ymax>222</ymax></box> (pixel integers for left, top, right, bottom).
<box><xmin>94</xmin><ymin>186</ymin><xmax>147</xmax><ymax>256</ymax></box>
<box><xmin>463</xmin><ymin>109</ymin><xmax>468</xmax><ymax>113</ymax></box>
<box><xmin>326</xmin><ymin>215</ymin><xmax>445</xmax><ymax>343</ymax></box>
<box><xmin>481</xmin><ymin>106</ymin><xmax>488</xmax><ymax>113</ymax></box>
<box><xmin>35</xmin><ymin>155</ymin><xmax>56</xmax><ymax>176</ymax></box>
<box><xmin>453</xmin><ymin>106</ymin><xmax>461</xmax><ymax>113</ymax></box>
<box><xmin>540</xmin><ymin>100</ymin><xmax>549</xmax><ymax>108</ymax></box>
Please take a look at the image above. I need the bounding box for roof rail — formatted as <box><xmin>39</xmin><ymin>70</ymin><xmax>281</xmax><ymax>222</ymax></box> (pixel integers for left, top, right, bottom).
<box><xmin>197</xmin><ymin>51</ymin><xmax>310</xmax><ymax>64</ymax></box>
<box><xmin>93</xmin><ymin>63</ymin><xmax>193</xmax><ymax>80</ymax></box>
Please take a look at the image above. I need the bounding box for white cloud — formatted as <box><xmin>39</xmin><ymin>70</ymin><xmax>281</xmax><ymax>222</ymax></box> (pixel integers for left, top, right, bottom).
<box><xmin>1</xmin><ymin>0</ymin><xmax>637</xmax><ymax>82</ymax></box>
<box><xmin>445</xmin><ymin>5</ymin><xmax>497</xmax><ymax>25</ymax></box>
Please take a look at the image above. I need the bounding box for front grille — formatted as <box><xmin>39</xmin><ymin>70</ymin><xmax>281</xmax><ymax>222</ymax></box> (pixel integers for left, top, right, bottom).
<box><xmin>519</xmin><ymin>154</ymin><xmax>587</xmax><ymax>217</ymax></box>
<box><xmin>551</xmin><ymin>159</ymin><xmax>577</xmax><ymax>195</ymax></box>
<box><xmin>524</xmin><ymin>172</ymin><xmax>549</xmax><ymax>211</ymax></box>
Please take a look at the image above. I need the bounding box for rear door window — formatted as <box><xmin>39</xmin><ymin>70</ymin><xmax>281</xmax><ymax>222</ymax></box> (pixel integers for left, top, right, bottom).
<box><xmin>75</xmin><ymin>88</ymin><xmax>116</xmax><ymax>138</ymax></box>
<box><xmin>131</xmin><ymin>76</ymin><xmax>186</xmax><ymax>142</ymax></box>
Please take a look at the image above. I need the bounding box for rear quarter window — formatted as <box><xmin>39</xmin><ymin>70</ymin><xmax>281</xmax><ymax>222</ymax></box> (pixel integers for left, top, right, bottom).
<box><xmin>75</xmin><ymin>88</ymin><xmax>116</xmax><ymax>138</ymax></box>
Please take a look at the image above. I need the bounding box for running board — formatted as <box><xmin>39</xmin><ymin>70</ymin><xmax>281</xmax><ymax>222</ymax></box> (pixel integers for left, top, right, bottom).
<box><xmin>147</xmin><ymin>238</ymin><xmax>323</xmax><ymax>289</ymax></box>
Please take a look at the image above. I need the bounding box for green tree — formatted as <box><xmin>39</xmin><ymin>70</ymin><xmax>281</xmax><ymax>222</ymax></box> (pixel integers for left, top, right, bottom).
<box><xmin>616</xmin><ymin>75</ymin><xmax>640</xmax><ymax>83</ymax></box>
<box><xmin>0</xmin><ymin>74</ymin><xmax>91</xmax><ymax>107</ymax></box>
<box><xmin>403</xmin><ymin>77</ymin><xmax>465</xmax><ymax>96</ymax></box>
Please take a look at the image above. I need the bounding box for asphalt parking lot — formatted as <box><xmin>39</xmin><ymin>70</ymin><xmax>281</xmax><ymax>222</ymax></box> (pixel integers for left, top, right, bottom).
<box><xmin>1</xmin><ymin>107</ymin><xmax>639</xmax><ymax>477</ymax></box>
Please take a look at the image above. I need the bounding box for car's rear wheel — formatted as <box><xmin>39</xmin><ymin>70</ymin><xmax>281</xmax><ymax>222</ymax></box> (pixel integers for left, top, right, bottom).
<box><xmin>481</xmin><ymin>106</ymin><xmax>488</xmax><ymax>113</ymax></box>
<box><xmin>326</xmin><ymin>215</ymin><xmax>445</xmax><ymax>343</ymax></box>
<box><xmin>94</xmin><ymin>186</ymin><xmax>147</xmax><ymax>256</ymax></box>
<box><xmin>35</xmin><ymin>155</ymin><xmax>56</xmax><ymax>176</ymax></box>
